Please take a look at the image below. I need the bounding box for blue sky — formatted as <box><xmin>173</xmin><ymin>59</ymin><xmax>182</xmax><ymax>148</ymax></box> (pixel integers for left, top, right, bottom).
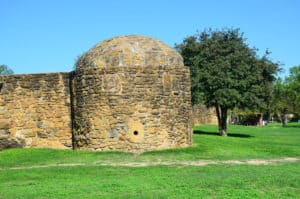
<box><xmin>0</xmin><ymin>0</ymin><xmax>299</xmax><ymax>77</ymax></box>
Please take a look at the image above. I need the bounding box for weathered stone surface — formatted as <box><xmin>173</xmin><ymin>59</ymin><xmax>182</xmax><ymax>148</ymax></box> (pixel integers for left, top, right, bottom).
<box><xmin>0</xmin><ymin>73</ymin><xmax>72</xmax><ymax>149</ymax></box>
<box><xmin>76</xmin><ymin>35</ymin><xmax>184</xmax><ymax>69</ymax></box>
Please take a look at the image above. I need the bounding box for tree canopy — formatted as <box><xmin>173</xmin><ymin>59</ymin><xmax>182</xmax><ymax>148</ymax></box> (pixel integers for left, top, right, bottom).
<box><xmin>176</xmin><ymin>28</ymin><xmax>279</xmax><ymax>135</ymax></box>
<box><xmin>0</xmin><ymin>64</ymin><xmax>14</xmax><ymax>75</ymax></box>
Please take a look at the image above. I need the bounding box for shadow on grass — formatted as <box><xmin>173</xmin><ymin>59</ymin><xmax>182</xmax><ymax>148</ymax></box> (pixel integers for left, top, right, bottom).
<box><xmin>267</xmin><ymin>122</ymin><xmax>300</xmax><ymax>128</ymax></box>
<box><xmin>194</xmin><ymin>130</ymin><xmax>254</xmax><ymax>138</ymax></box>
<box><xmin>286</xmin><ymin>125</ymin><xmax>300</xmax><ymax>128</ymax></box>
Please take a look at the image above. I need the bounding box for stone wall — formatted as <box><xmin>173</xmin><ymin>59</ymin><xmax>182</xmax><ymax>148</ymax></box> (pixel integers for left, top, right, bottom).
<box><xmin>192</xmin><ymin>105</ymin><xmax>218</xmax><ymax>125</ymax></box>
<box><xmin>0</xmin><ymin>68</ymin><xmax>192</xmax><ymax>152</ymax></box>
<box><xmin>73</xmin><ymin>66</ymin><xmax>192</xmax><ymax>152</ymax></box>
<box><xmin>0</xmin><ymin>73</ymin><xmax>72</xmax><ymax>150</ymax></box>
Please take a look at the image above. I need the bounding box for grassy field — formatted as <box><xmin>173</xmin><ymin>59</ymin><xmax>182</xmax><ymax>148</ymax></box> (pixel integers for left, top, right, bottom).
<box><xmin>0</xmin><ymin>123</ymin><xmax>299</xmax><ymax>198</ymax></box>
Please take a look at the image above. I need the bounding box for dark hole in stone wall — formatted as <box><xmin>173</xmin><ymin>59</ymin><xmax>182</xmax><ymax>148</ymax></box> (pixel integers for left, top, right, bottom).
<box><xmin>0</xmin><ymin>83</ymin><xmax>3</xmax><ymax>92</ymax></box>
<box><xmin>133</xmin><ymin>131</ymin><xmax>138</xmax><ymax>135</ymax></box>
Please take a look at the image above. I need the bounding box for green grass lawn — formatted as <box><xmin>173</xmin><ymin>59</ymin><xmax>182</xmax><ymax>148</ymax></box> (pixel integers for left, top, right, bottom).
<box><xmin>1</xmin><ymin>164</ymin><xmax>299</xmax><ymax>199</ymax></box>
<box><xmin>0</xmin><ymin>123</ymin><xmax>299</xmax><ymax>198</ymax></box>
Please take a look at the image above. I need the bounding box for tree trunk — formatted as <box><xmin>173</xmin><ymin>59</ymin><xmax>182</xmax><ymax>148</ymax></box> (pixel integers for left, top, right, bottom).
<box><xmin>215</xmin><ymin>106</ymin><xmax>228</xmax><ymax>136</ymax></box>
<box><xmin>281</xmin><ymin>113</ymin><xmax>287</xmax><ymax>127</ymax></box>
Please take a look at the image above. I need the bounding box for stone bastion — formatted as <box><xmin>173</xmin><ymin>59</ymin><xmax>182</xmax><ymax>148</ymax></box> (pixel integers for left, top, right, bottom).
<box><xmin>0</xmin><ymin>35</ymin><xmax>192</xmax><ymax>152</ymax></box>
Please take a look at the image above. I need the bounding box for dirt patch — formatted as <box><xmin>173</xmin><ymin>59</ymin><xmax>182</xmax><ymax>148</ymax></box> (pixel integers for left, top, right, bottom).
<box><xmin>96</xmin><ymin>157</ymin><xmax>299</xmax><ymax>167</ymax></box>
<box><xmin>1</xmin><ymin>157</ymin><xmax>299</xmax><ymax>170</ymax></box>
<box><xmin>7</xmin><ymin>163</ymin><xmax>85</xmax><ymax>170</ymax></box>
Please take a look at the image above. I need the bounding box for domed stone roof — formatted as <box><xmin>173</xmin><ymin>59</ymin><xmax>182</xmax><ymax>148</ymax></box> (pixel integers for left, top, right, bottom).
<box><xmin>76</xmin><ymin>35</ymin><xmax>184</xmax><ymax>69</ymax></box>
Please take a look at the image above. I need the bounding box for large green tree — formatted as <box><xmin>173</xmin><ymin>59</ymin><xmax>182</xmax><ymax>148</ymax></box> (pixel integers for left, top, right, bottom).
<box><xmin>176</xmin><ymin>28</ymin><xmax>279</xmax><ymax>136</ymax></box>
<box><xmin>0</xmin><ymin>64</ymin><xmax>13</xmax><ymax>75</ymax></box>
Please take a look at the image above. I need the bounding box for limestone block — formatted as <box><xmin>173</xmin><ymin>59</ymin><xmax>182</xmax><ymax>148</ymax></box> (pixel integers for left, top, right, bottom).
<box><xmin>0</xmin><ymin>119</ymin><xmax>9</xmax><ymax>129</ymax></box>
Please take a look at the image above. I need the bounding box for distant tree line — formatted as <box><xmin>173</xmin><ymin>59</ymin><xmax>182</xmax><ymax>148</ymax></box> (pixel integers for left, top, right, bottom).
<box><xmin>271</xmin><ymin>65</ymin><xmax>300</xmax><ymax>126</ymax></box>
